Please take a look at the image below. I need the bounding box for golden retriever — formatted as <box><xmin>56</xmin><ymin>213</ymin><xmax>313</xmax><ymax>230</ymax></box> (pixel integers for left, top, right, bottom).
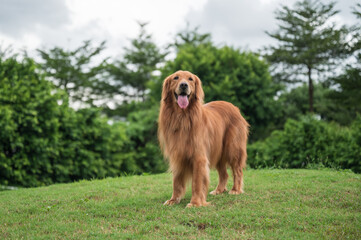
<box><xmin>158</xmin><ymin>70</ymin><xmax>249</xmax><ymax>207</ymax></box>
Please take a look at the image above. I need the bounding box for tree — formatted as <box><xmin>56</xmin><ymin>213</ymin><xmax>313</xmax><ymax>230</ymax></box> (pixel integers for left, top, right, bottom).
<box><xmin>352</xmin><ymin>3</ymin><xmax>361</xmax><ymax>19</ymax></box>
<box><xmin>264</xmin><ymin>0</ymin><xmax>352</xmax><ymax>112</ymax></box>
<box><xmin>248</xmin><ymin>115</ymin><xmax>361</xmax><ymax>173</ymax></box>
<box><xmin>277</xmin><ymin>83</ymin><xmax>354</xmax><ymax>125</ymax></box>
<box><xmin>124</xmin><ymin>105</ymin><xmax>166</xmax><ymax>173</ymax></box>
<box><xmin>327</xmin><ymin>64</ymin><xmax>361</xmax><ymax>124</ymax></box>
<box><xmin>154</xmin><ymin>42</ymin><xmax>280</xmax><ymax>140</ymax></box>
<box><xmin>37</xmin><ymin>40</ymin><xmax>110</xmax><ymax>107</ymax></box>
<box><xmin>172</xmin><ymin>24</ymin><xmax>212</xmax><ymax>50</ymax></box>
<box><xmin>0</xmin><ymin>55</ymin><xmax>132</xmax><ymax>187</ymax></box>
<box><xmin>108</xmin><ymin>22</ymin><xmax>167</xmax><ymax>104</ymax></box>
<box><xmin>325</xmin><ymin>3</ymin><xmax>361</xmax><ymax>125</ymax></box>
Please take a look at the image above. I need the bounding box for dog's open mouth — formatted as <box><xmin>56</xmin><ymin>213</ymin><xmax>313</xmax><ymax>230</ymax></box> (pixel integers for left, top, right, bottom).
<box><xmin>174</xmin><ymin>92</ymin><xmax>190</xmax><ymax>109</ymax></box>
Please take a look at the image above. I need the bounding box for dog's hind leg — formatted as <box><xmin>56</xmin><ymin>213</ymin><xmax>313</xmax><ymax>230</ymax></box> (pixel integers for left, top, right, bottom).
<box><xmin>229</xmin><ymin>147</ymin><xmax>246</xmax><ymax>195</ymax></box>
<box><xmin>210</xmin><ymin>161</ymin><xmax>228</xmax><ymax>195</ymax></box>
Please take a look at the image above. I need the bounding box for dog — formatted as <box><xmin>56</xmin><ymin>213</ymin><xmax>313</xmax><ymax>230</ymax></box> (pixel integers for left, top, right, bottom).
<box><xmin>158</xmin><ymin>70</ymin><xmax>249</xmax><ymax>207</ymax></box>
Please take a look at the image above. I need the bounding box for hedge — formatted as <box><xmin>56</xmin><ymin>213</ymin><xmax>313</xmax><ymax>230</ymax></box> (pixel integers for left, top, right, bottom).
<box><xmin>248</xmin><ymin>116</ymin><xmax>361</xmax><ymax>173</ymax></box>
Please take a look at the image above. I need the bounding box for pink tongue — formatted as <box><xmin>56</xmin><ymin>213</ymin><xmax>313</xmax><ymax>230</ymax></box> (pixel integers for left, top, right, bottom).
<box><xmin>177</xmin><ymin>95</ymin><xmax>189</xmax><ymax>109</ymax></box>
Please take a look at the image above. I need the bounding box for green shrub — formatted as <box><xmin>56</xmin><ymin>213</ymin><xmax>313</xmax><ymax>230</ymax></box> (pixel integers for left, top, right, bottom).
<box><xmin>151</xmin><ymin>43</ymin><xmax>280</xmax><ymax>141</ymax></box>
<box><xmin>0</xmin><ymin>57</ymin><xmax>131</xmax><ymax>187</ymax></box>
<box><xmin>248</xmin><ymin>115</ymin><xmax>361</xmax><ymax>173</ymax></box>
<box><xmin>125</xmin><ymin>106</ymin><xmax>167</xmax><ymax>174</ymax></box>
<box><xmin>57</xmin><ymin>108</ymin><xmax>131</xmax><ymax>182</ymax></box>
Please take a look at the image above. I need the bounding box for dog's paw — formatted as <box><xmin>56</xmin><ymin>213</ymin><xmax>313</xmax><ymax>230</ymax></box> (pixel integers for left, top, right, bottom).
<box><xmin>186</xmin><ymin>202</ymin><xmax>210</xmax><ymax>208</ymax></box>
<box><xmin>228</xmin><ymin>189</ymin><xmax>244</xmax><ymax>195</ymax></box>
<box><xmin>163</xmin><ymin>199</ymin><xmax>179</xmax><ymax>206</ymax></box>
<box><xmin>210</xmin><ymin>188</ymin><xmax>227</xmax><ymax>195</ymax></box>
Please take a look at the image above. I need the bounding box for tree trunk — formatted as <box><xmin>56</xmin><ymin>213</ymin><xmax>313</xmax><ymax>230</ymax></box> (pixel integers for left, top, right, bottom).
<box><xmin>307</xmin><ymin>67</ymin><xmax>314</xmax><ymax>113</ymax></box>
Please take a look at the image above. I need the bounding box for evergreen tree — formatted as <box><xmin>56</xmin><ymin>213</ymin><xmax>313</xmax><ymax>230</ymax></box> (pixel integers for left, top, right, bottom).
<box><xmin>172</xmin><ymin>24</ymin><xmax>211</xmax><ymax>50</ymax></box>
<box><xmin>37</xmin><ymin>41</ymin><xmax>110</xmax><ymax>107</ymax></box>
<box><xmin>156</xmin><ymin>42</ymin><xmax>280</xmax><ymax>140</ymax></box>
<box><xmin>326</xmin><ymin>4</ymin><xmax>361</xmax><ymax>124</ymax></box>
<box><xmin>352</xmin><ymin>3</ymin><xmax>361</xmax><ymax>19</ymax></box>
<box><xmin>109</xmin><ymin>22</ymin><xmax>167</xmax><ymax>103</ymax></box>
<box><xmin>264</xmin><ymin>0</ymin><xmax>352</xmax><ymax>112</ymax></box>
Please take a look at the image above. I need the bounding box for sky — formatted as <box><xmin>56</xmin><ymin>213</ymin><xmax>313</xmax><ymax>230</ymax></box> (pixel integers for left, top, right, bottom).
<box><xmin>0</xmin><ymin>0</ymin><xmax>359</xmax><ymax>59</ymax></box>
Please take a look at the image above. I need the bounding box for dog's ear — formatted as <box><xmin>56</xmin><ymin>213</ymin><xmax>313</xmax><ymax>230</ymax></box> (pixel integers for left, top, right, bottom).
<box><xmin>161</xmin><ymin>75</ymin><xmax>172</xmax><ymax>102</ymax></box>
<box><xmin>194</xmin><ymin>74</ymin><xmax>204</xmax><ymax>103</ymax></box>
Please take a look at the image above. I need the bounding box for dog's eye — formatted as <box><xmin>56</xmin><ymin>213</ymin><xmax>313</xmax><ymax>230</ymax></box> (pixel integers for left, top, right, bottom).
<box><xmin>189</xmin><ymin>77</ymin><xmax>193</xmax><ymax>81</ymax></box>
<box><xmin>174</xmin><ymin>76</ymin><xmax>179</xmax><ymax>80</ymax></box>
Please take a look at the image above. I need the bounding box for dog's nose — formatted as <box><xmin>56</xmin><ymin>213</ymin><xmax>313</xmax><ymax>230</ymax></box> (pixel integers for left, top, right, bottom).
<box><xmin>180</xmin><ymin>82</ymin><xmax>188</xmax><ymax>90</ymax></box>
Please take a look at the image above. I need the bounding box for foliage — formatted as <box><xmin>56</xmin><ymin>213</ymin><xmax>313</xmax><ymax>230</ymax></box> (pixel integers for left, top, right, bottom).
<box><xmin>264</xmin><ymin>0</ymin><xmax>353</xmax><ymax>112</ymax></box>
<box><xmin>171</xmin><ymin>24</ymin><xmax>212</xmax><ymax>50</ymax></box>
<box><xmin>58</xmin><ymin>108</ymin><xmax>134</xmax><ymax>181</ymax></box>
<box><xmin>248</xmin><ymin>116</ymin><xmax>361</xmax><ymax>173</ymax></box>
<box><xmin>325</xmin><ymin>3</ymin><xmax>361</xmax><ymax>125</ymax></box>
<box><xmin>102</xmin><ymin>23</ymin><xmax>169</xmax><ymax>172</ymax></box>
<box><xmin>107</xmin><ymin>22</ymin><xmax>167</xmax><ymax>114</ymax></box>
<box><xmin>1</xmin><ymin>3</ymin><xmax>360</xmax><ymax>188</ymax></box>
<box><xmin>0</xmin><ymin>56</ymin><xmax>131</xmax><ymax>187</ymax></box>
<box><xmin>326</xmin><ymin>62</ymin><xmax>361</xmax><ymax>125</ymax></box>
<box><xmin>153</xmin><ymin>43</ymin><xmax>280</xmax><ymax>140</ymax></box>
<box><xmin>1</xmin><ymin>170</ymin><xmax>360</xmax><ymax>239</ymax></box>
<box><xmin>37</xmin><ymin>40</ymin><xmax>110</xmax><ymax>107</ymax></box>
<box><xmin>124</xmin><ymin>106</ymin><xmax>166</xmax><ymax>173</ymax></box>
<box><xmin>353</xmin><ymin>3</ymin><xmax>361</xmax><ymax>19</ymax></box>
<box><xmin>277</xmin><ymin>83</ymin><xmax>355</xmax><ymax>126</ymax></box>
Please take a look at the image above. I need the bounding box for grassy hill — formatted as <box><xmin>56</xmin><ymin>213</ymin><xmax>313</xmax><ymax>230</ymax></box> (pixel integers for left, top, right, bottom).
<box><xmin>0</xmin><ymin>169</ymin><xmax>360</xmax><ymax>239</ymax></box>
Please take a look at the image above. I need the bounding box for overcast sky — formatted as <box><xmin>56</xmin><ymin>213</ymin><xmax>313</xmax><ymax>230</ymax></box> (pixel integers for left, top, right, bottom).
<box><xmin>0</xmin><ymin>0</ymin><xmax>359</xmax><ymax>59</ymax></box>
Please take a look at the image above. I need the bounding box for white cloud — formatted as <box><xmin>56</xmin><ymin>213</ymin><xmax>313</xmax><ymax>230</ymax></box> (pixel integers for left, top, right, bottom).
<box><xmin>184</xmin><ymin>0</ymin><xmax>359</xmax><ymax>51</ymax></box>
<box><xmin>65</xmin><ymin>0</ymin><xmax>208</xmax><ymax>46</ymax></box>
<box><xmin>0</xmin><ymin>0</ymin><xmax>208</xmax><ymax>58</ymax></box>
<box><xmin>0</xmin><ymin>0</ymin><xmax>358</xmax><ymax>58</ymax></box>
<box><xmin>0</xmin><ymin>0</ymin><xmax>70</xmax><ymax>37</ymax></box>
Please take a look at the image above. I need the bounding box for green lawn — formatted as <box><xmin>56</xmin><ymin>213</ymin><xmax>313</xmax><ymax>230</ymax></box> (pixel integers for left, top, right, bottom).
<box><xmin>0</xmin><ymin>169</ymin><xmax>360</xmax><ymax>239</ymax></box>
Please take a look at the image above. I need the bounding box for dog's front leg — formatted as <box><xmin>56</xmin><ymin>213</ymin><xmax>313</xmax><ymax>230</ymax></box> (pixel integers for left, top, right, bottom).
<box><xmin>164</xmin><ymin>172</ymin><xmax>186</xmax><ymax>205</ymax></box>
<box><xmin>187</xmin><ymin>156</ymin><xmax>210</xmax><ymax>207</ymax></box>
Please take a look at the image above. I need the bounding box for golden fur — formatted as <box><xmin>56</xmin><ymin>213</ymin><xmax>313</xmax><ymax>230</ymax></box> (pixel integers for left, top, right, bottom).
<box><xmin>158</xmin><ymin>70</ymin><xmax>249</xmax><ymax>207</ymax></box>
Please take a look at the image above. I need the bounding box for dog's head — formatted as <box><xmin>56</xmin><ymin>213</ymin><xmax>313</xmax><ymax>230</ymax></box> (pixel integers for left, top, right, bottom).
<box><xmin>161</xmin><ymin>70</ymin><xmax>204</xmax><ymax>109</ymax></box>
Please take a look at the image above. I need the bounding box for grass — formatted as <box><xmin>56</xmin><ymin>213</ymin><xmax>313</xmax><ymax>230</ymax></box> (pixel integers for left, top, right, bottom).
<box><xmin>0</xmin><ymin>169</ymin><xmax>360</xmax><ymax>239</ymax></box>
